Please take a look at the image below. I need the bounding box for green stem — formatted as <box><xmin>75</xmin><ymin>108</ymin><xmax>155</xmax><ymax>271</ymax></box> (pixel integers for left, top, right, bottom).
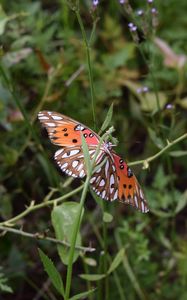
<box><xmin>64</xmin><ymin>175</ymin><xmax>91</xmax><ymax>300</ymax></box>
<box><xmin>129</xmin><ymin>133</ymin><xmax>187</xmax><ymax>167</ymax></box>
<box><xmin>0</xmin><ymin>225</ymin><xmax>94</xmax><ymax>252</ymax></box>
<box><xmin>89</xmin><ymin>215</ymin><xmax>126</xmax><ymax>300</ymax></box>
<box><xmin>101</xmin><ymin>203</ymin><xmax>109</xmax><ymax>300</ymax></box>
<box><xmin>64</xmin><ymin>130</ymin><xmax>113</xmax><ymax>299</ymax></box>
<box><xmin>75</xmin><ymin>9</ymin><xmax>96</xmax><ymax>127</ymax></box>
<box><xmin>0</xmin><ymin>185</ymin><xmax>83</xmax><ymax>226</ymax></box>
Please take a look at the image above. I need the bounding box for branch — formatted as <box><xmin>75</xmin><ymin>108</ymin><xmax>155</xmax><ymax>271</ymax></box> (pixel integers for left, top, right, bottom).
<box><xmin>128</xmin><ymin>133</ymin><xmax>187</xmax><ymax>167</ymax></box>
<box><xmin>0</xmin><ymin>185</ymin><xmax>84</xmax><ymax>227</ymax></box>
<box><xmin>0</xmin><ymin>226</ymin><xmax>95</xmax><ymax>253</ymax></box>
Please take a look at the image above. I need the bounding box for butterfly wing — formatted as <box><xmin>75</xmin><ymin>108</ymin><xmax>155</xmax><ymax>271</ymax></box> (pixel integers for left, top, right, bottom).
<box><xmin>113</xmin><ymin>153</ymin><xmax>149</xmax><ymax>213</ymax></box>
<box><xmin>38</xmin><ymin>111</ymin><xmax>100</xmax><ymax>147</ymax></box>
<box><xmin>90</xmin><ymin>151</ymin><xmax>119</xmax><ymax>201</ymax></box>
<box><xmin>54</xmin><ymin>146</ymin><xmax>97</xmax><ymax>178</ymax></box>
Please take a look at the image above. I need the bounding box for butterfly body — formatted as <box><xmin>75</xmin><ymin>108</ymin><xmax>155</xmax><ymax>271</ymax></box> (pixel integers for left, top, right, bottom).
<box><xmin>38</xmin><ymin>111</ymin><xmax>149</xmax><ymax>213</ymax></box>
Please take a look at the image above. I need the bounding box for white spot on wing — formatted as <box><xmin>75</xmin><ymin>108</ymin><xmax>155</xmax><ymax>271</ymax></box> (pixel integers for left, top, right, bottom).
<box><xmin>61</xmin><ymin>163</ymin><xmax>68</xmax><ymax>169</ymax></box>
<box><xmin>141</xmin><ymin>201</ymin><xmax>145</xmax><ymax>212</ymax></box>
<box><xmin>105</xmin><ymin>160</ymin><xmax>110</xmax><ymax>177</ymax></box>
<box><xmin>134</xmin><ymin>195</ymin><xmax>138</xmax><ymax>208</ymax></box>
<box><xmin>39</xmin><ymin>116</ymin><xmax>49</xmax><ymax>120</ymax></box>
<box><xmin>113</xmin><ymin>190</ymin><xmax>118</xmax><ymax>200</ymax></box>
<box><xmin>90</xmin><ymin>177</ymin><xmax>96</xmax><ymax>184</ymax></box>
<box><xmin>80</xmin><ymin>170</ymin><xmax>85</xmax><ymax>177</ymax></box>
<box><xmin>99</xmin><ymin>179</ymin><xmax>105</xmax><ymax>187</ymax></box>
<box><xmin>51</xmin><ymin>115</ymin><xmax>63</xmax><ymax>120</ymax></box>
<box><xmin>101</xmin><ymin>190</ymin><xmax>106</xmax><ymax>198</ymax></box>
<box><xmin>72</xmin><ymin>160</ymin><xmax>79</xmax><ymax>168</ymax></box>
<box><xmin>139</xmin><ymin>189</ymin><xmax>144</xmax><ymax>199</ymax></box>
<box><xmin>55</xmin><ymin>149</ymin><xmax>64</xmax><ymax>157</ymax></box>
<box><xmin>110</xmin><ymin>174</ymin><xmax>115</xmax><ymax>186</ymax></box>
<box><xmin>46</xmin><ymin>122</ymin><xmax>56</xmax><ymax>127</ymax></box>
<box><xmin>62</xmin><ymin>149</ymin><xmax>80</xmax><ymax>158</ymax></box>
<box><xmin>77</xmin><ymin>163</ymin><xmax>83</xmax><ymax>171</ymax></box>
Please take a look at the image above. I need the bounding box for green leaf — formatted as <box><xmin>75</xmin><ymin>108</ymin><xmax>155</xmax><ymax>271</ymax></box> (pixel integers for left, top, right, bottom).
<box><xmin>0</xmin><ymin>5</ymin><xmax>8</xmax><ymax>35</ymax></box>
<box><xmin>38</xmin><ymin>248</ymin><xmax>64</xmax><ymax>296</ymax></box>
<box><xmin>69</xmin><ymin>288</ymin><xmax>96</xmax><ymax>300</ymax></box>
<box><xmin>79</xmin><ymin>274</ymin><xmax>106</xmax><ymax>281</ymax></box>
<box><xmin>148</xmin><ymin>128</ymin><xmax>164</xmax><ymax>149</ymax></box>
<box><xmin>107</xmin><ymin>248</ymin><xmax>124</xmax><ymax>275</ymax></box>
<box><xmin>140</xmin><ymin>92</ymin><xmax>167</xmax><ymax>112</ymax></box>
<box><xmin>103</xmin><ymin>212</ymin><xmax>113</xmax><ymax>223</ymax></box>
<box><xmin>100</xmin><ymin>103</ymin><xmax>113</xmax><ymax>133</ymax></box>
<box><xmin>81</xmin><ymin>135</ymin><xmax>91</xmax><ymax>176</ymax></box>
<box><xmin>169</xmin><ymin>150</ymin><xmax>187</xmax><ymax>157</ymax></box>
<box><xmin>0</xmin><ymin>267</ymin><xmax>13</xmax><ymax>293</ymax></box>
<box><xmin>175</xmin><ymin>191</ymin><xmax>187</xmax><ymax>214</ymax></box>
<box><xmin>51</xmin><ymin>202</ymin><xmax>83</xmax><ymax>265</ymax></box>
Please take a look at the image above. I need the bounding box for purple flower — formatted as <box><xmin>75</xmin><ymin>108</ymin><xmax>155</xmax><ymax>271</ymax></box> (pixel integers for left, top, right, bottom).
<box><xmin>166</xmin><ymin>104</ymin><xmax>174</xmax><ymax>110</ymax></box>
<box><xmin>137</xmin><ymin>9</ymin><xmax>144</xmax><ymax>16</ymax></box>
<box><xmin>151</xmin><ymin>7</ymin><xmax>158</xmax><ymax>14</ymax></box>
<box><xmin>147</xmin><ymin>0</ymin><xmax>154</xmax><ymax>3</ymax></box>
<box><xmin>92</xmin><ymin>0</ymin><xmax>99</xmax><ymax>7</ymax></box>
<box><xmin>128</xmin><ymin>22</ymin><xmax>137</xmax><ymax>32</ymax></box>
<box><xmin>137</xmin><ymin>86</ymin><xmax>149</xmax><ymax>94</ymax></box>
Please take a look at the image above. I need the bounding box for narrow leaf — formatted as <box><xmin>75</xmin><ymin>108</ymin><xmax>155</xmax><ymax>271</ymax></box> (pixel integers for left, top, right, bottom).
<box><xmin>100</xmin><ymin>103</ymin><xmax>113</xmax><ymax>133</ymax></box>
<box><xmin>38</xmin><ymin>248</ymin><xmax>64</xmax><ymax>296</ymax></box>
<box><xmin>81</xmin><ymin>135</ymin><xmax>91</xmax><ymax>176</ymax></box>
<box><xmin>69</xmin><ymin>288</ymin><xmax>96</xmax><ymax>300</ymax></box>
<box><xmin>169</xmin><ymin>150</ymin><xmax>187</xmax><ymax>157</ymax></box>
<box><xmin>175</xmin><ymin>191</ymin><xmax>187</xmax><ymax>214</ymax></box>
<box><xmin>79</xmin><ymin>274</ymin><xmax>106</xmax><ymax>281</ymax></box>
<box><xmin>51</xmin><ymin>202</ymin><xmax>83</xmax><ymax>265</ymax></box>
<box><xmin>107</xmin><ymin>248</ymin><xmax>125</xmax><ymax>274</ymax></box>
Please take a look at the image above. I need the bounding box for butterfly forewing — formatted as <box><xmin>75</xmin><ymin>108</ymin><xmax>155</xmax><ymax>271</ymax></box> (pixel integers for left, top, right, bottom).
<box><xmin>38</xmin><ymin>111</ymin><xmax>100</xmax><ymax>147</ymax></box>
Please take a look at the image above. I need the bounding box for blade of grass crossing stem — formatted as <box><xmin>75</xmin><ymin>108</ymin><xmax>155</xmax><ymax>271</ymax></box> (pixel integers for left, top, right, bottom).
<box><xmin>107</xmin><ymin>248</ymin><xmax>125</xmax><ymax>275</ymax></box>
<box><xmin>81</xmin><ymin>134</ymin><xmax>91</xmax><ymax>176</ymax></box>
<box><xmin>68</xmin><ymin>288</ymin><xmax>96</xmax><ymax>300</ymax></box>
<box><xmin>99</xmin><ymin>103</ymin><xmax>113</xmax><ymax>134</ymax></box>
<box><xmin>38</xmin><ymin>248</ymin><xmax>65</xmax><ymax>297</ymax></box>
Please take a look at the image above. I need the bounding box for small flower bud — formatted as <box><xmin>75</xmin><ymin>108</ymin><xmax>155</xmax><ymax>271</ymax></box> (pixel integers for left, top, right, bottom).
<box><xmin>92</xmin><ymin>0</ymin><xmax>99</xmax><ymax>7</ymax></box>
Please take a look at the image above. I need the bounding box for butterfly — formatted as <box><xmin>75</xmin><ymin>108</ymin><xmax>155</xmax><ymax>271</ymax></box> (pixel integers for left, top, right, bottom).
<box><xmin>38</xmin><ymin>111</ymin><xmax>149</xmax><ymax>213</ymax></box>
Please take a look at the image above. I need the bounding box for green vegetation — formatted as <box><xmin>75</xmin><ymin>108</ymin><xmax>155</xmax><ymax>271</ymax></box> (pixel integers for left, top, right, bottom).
<box><xmin>0</xmin><ymin>0</ymin><xmax>187</xmax><ymax>299</ymax></box>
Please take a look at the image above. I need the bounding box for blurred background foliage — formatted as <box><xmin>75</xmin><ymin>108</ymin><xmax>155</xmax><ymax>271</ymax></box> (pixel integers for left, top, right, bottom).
<box><xmin>0</xmin><ymin>0</ymin><xmax>187</xmax><ymax>299</ymax></box>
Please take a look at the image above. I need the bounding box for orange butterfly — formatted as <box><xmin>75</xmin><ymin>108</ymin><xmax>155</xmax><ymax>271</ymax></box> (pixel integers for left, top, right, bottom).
<box><xmin>38</xmin><ymin>111</ymin><xmax>149</xmax><ymax>213</ymax></box>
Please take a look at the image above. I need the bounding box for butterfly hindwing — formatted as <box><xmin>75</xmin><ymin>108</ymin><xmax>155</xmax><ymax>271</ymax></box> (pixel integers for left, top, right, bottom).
<box><xmin>113</xmin><ymin>153</ymin><xmax>149</xmax><ymax>213</ymax></box>
<box><xmin>38</xmin><ymin>111</ymin><xmax>100</xmax><ymax>147</ymax></box>
<box><xmin>90</xmin><ymin>151</ymin><xmax>118</xmax><ymax>201</ymax></box>
<box><xmin>54</xmin><ymin>145</ymin><xmax>97</xmax><ymax>178</ymax></box>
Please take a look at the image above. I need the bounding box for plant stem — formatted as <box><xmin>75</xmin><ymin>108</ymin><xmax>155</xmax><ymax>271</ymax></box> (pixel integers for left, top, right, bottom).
<box><xmin>75</xmin><ymin>9</ymin><xmax>96</xmax><ymax>128</ymax></box>
<box><xmin>0</xmin><ymin>185</ymin><xmax>84</xmax><ymax>226</ymax></box>
<box><xmin>64</xmin><ymin>175</ymin><xmax>91</xmax><ymax>300</ymax></box>
<box><xmin>0</xmin><ymin>225</ymin><xmax>95</xmax><ymax>253</ymax></box>
<box><xmin>129</xmin><ymin>133</ymin><xmax>187</xmax><ymax>167</ymax></box>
